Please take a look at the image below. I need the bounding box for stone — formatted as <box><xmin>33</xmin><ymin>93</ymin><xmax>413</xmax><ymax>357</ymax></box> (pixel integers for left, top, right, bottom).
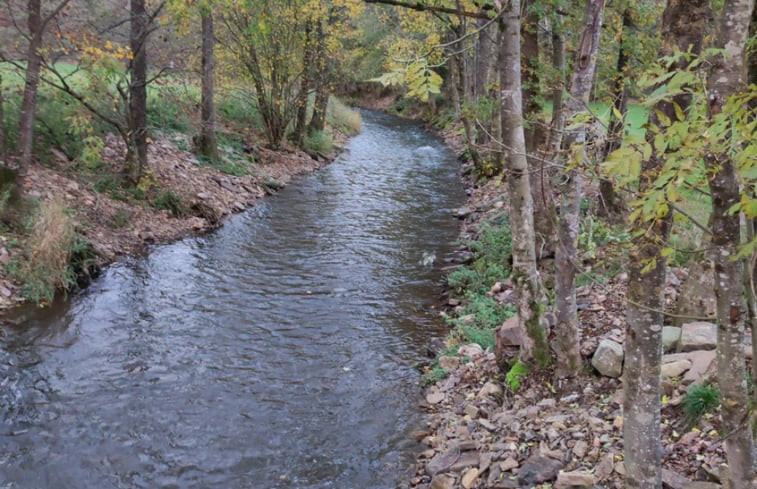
<box><xmin>454</xmin><ymin>206</ymin><xmax>474</xmax><ymax>218</ymax></box>
<box><xmin>449</xmin><ymin>451</ymin><xmax>480</xmax><ymax>472</ymax></box>
<box><xmin>594</xmin><ymin>453</ymin><xmax>614</xmax><ymax>482</ymax></box>
<box><xmin>496</xmin><ymin>315</ymin><xmax>521</xmax><ymax>346</ymax></box>
<box><xmin>430</xmin><ymin>474</ymin><xmax>455</xmax><ymax>489</ymax></box>
<box><xmin>500</xmin><ymin>457</ymin><xmax>519</xmax><ymax>472</ymax></box>
<box><xmin>679</xmin><ymin>322</ymin><xmax>717</xmax><ymax>352</ymax></box>
<box><xmin>459</xmin><ymin>343</ymin><xmax>485</xmax><ymax>358</ymax></box>
<box><xmin>663</xmin><ymin>327</ymin><xmax>682</xmax><ymax>352</ymax></box>
<box><xmin>572</xmin><ymin>440</ymin><xmax>589</xmax><ymax>458</ymax></box>
<box><xmin>682</xmin><ymin>350</ymin><xmax>717</xmax><ymax>386</ymax></box>
<box><xmin>462</xmin><ymin>468</ymin><xmax>480</xmax><ymax>489</ymax></box>
<box><xmin>426</xmin><ymin>391</ymin><xmax>445</xmax><ymax>405</ymax></box>
<box><xmin>518</xmin><ymin>453</ymin><xmax>563</xmax><ymax>486</ymax></box>
<box><xmin>477</xmin><ymin>381</ymin><xmax>502</xmax><ymax>399</ymax></box>
<box><xmin>439</xmin><ymin>356</ymin><xmax>460</xmax><ymax>370</ymax></box>
<box><xmin>661</xmin><ymin>359</ymin><xmax>692</xmax><ymax>379</ymax></box>
<box><xmin>682</xmin><ymin>484</ymin><xmax>720</xmax><ymax>489</ymax></box>
<box><xmin>555</xmin><ymin>470</ymin><xmax>595</xmax><ymax>488</ymax></box>
<box><xmin>662</xmin><ymin>469</ymin><xmax>691</xmax><ymax>489</ymax></box>
<box><xmin>674</xmin><ymin>261</ymin><xmax>716</xmax><ymax>326</ymax></box>
<box><xmin>426</xmin><ymin>447</ymin><xmax>461</xmax><ymax>476</ymax></box>
<box><xmin>591</xmin><ymin>339</ymin><xmax>624</xmax><ymax>378</ymax></box>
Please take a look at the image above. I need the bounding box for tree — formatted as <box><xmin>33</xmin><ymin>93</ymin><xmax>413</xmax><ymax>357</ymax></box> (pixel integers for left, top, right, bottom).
<box><xmin>705</xmin><ymin>0</ymin><xmax>756</xmax><ymax>484</ymax></box>
<box><xmin>197</xmin><ymin>6</ymin><xmax>220</xmax><ymax>162</ymax></box>
<box><xmin>553</xmin><ymin>0</ymin><xmax>605</xmax><ymax>378</ymax></box>
<box><xmin>498</xmin><ymin>0</ymin><xmax>550</xmax><ymax>368</ymax></box>
<box><xmin>127</xmin><ymin>0</ymin><xmax>149</xmax><ymax>183</ymax></box>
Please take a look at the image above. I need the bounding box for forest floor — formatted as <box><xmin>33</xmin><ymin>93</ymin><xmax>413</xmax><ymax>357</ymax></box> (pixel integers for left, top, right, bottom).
<box><xmin>0</xmin><ymin>131</ymin><xmax>346</xmax><ymax>311</ymax></box>
<box><xmin>405</xmin><ymin>125</ymin><xmax>749</xmax><ymax>489</ymax></box>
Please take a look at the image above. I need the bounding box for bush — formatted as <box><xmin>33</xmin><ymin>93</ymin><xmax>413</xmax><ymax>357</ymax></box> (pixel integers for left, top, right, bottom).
<box><xmin>327</xmin><ymin>97</ymin><xmax>362</xmax><ymax>135</ymax></box>
<box><xmin>304</xmin><ymin>130</ymin><xmax>333</xmax><ymax>154</ymax></box>
<box><xmin>217</xmin><ymin>89</ymin><xmax>264</xmax><ymax>131</ymax></box>
<box><xmin>681</xmin><ymin>384</ymin><xmax>720</xmax><ymax>428</ymax></box>
<box><xmin>147</xmin><ymin>82</ymin><xmax>197</xmax><ymax>133</ymax></box>
<box><xmin>505</xmin><ymin>361</ymin><xmax>529</xmax><ymax>392</ymax></box>
<box><xmin>8</xmin><ymin>198</ymin><xmax>76</xmax><ymax>304</ymax></box>
<box><xmin>151</xmin><ymin>189</ymin><xmax>186</xmax><ymax>217</ymax></box>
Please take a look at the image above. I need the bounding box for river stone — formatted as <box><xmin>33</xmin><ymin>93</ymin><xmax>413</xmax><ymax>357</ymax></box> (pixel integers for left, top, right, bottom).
<box><xmin>426</xmin><ymin>391</ymin><xmax>445</xmax><ymax>404</ymax></box>
<box><xmin>591</xmin><ymin>339</ymin><xmax>624</xmax><ymax>378</ymax></box>
<box><xmin>663</xmin><ymin>327</ymin><xmax>682</xmax><ymax>352</ymax></box>
<box><xmin>679</xmin><ymin>322</ymin><xmax>717</xmax><ymax>352</ymax></box>
<box><xmin>518</xmin><ymin>453</ymin><xmax>563</xmax><ymax>486</ymax></box>
<box><xmin>449</xmin><ymin>451</ymin><xmax>480</xmax><ymax>472</ymax></box>
<box><xmin>662</xmin><ymin>468</ymin><xmax>691</xmax><ymax>489</ymax></box>
<box><xmin>682</xmin><ymin>350</ymin><xmax>717</xmax><ymax>386</ymax></box>
<box><xmin>555</xmin><ymin>470</ymin><xmax>595</xmax><ymax>488</ymax></box>
<box><xmin>674</xmin><ymin>261</ymin><xmax>716</xmax><ymax>326</ymax></box>
<box><xmin>438</xmin><ymin>356</ymin><xmax>460</xmax><ymax>370</ymax></box>
<box><xmin>595</xmin><ymin>453</ymin><xmax>614</xmax><ymax>482</ymax></box>
<box><xmin>462</xmin><ymin>468</ymin><xmax>480</xmax><ymax>489</ymax></box>
<box><xmin>430</xmin><ymin>473</ymin><xmax>455</xmax><ymax>489</ymax></box>
<box><xmin>682</xmin><ymin>483</ymin><xmax>720</xmax><ymax>489</ymax></box>
<box><xmin>661</xmin><ymin>359</ymin><xmax>692</xmax><ymax>379</ymax></box>
<box><xmin>426</xmin><ymin>447</ymin><xmax>461</xmax><ymax>475</ymax></box>
<box><xmin>459</xmin><ymin>343</ymin><xmax>485</xmax><ymax>358</ymax></box>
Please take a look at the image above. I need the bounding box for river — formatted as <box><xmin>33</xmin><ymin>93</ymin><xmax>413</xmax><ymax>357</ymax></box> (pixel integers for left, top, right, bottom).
<box><xmin>0</xmin><ymin>111</ymin><xmax>466</xmax><ymax>489</ymax></box>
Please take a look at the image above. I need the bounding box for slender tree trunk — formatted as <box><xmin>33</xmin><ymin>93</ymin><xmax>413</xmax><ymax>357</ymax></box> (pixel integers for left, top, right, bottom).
<box><xmin>197</xmin><ymin>9</ymin><xmax>219</xmax><ymax>163</ymax></box>
<box><xmin>308</xmin><ymin>87</ymin><xmax>329</xmax><ymax>134</ymax></box>
<box><xmin>553</xmin><ymin>0</ymin><xmax>605</xmax><ymax>378</ymax></box>
<box><xmin>127</xmin><ymin>0</ymin><xmax>148</xmax><ymax>183</ymax></box>
<box><xmin>307</xmin><ymin>21</ymin><xmax>329</xmax><ymax>135</ymax></box>
<box><xmin>452</xmin><ymin>49</ymin><xmax>485</xmax><ymax>174</ymax></box>
<box><xmin>548</xmin><ymin>14</ymin><xmax>566</xmax><ymax>157</ymax></box>
<box><xmin>623</xmin><ymin>1</ymin><xmax>708</xmax><ymax>487</ymax></box>
<box><xmin>18</xmin><ymin>0</ymin><xmax>43</xmax><ymax>178</ymax></box>
<box><xmin>499</xmin><ymin>0</ymin><xmax>550</xmax><ymax>368</ymax></box>
<box><xmin>473</xmin><ymin>13</ymin><xmax>493</xmax><ymax>146</ymax></box>
<box><xmin>599</xmin><ymin>8</ymin><xmax>633</xmax><ymax>217</ymax></box>
<box><xmin>743</xmin><ymin>219</ymin><xmax>757</xmax><ymax>438</ymax></box>
<box><xmin>0</xmin><ymin>73</ymin><xmax>6</xmax><ymax>165</ymax></box>
<box><xmin>294</xmin><ymin>22</ymin><xmax>314</xmax><ymax>147</ymax></box>
<box><xmin>706</xmin><ymin>0</ymin><xmax>756</xmax><ymax>484</ymax></box>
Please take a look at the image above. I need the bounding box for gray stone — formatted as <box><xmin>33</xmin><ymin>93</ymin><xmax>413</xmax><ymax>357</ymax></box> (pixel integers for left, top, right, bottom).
<box><xmin>674</xmin><ymin>261</ymin><xmax>716</xmax><ymax>326</ymax></box>
<box><xmin>591</xmin><ymin>339</ymin><xmax>624</xmax><ymax>378</ymax></box>
<box><xmin>663</xmin><ymin>327</ymin><xmax>682</xmax><ymax>352</ymax></box>
<box><xmin>555</xmin><ymin>470</ymin><xmax>595</xmax><ymax>488</ymax></box>
<box><xmin>459</xmin><ymin>343</ymin><xmax>484</xmax><ymax>358</ymax></box>
<box><xmin>426</xmin><ymin>447</ymin><xmax>461</xmax><ymax>475</ymax></box>
<box><xmin>679</xmin><ymin>322</ymin><xmax>717</xmax><ymax>352</ymax></box>
<box><xmin>518</xmin><ymin>453</ymin><xmax>563</xmax><ymax>486</ymax></box>
<box><xmin>449</xmin><ymin>451</ymin><xmax>480</xmax><ymax>472</ymax></box>
<box><xmin>661</xmin><ymin>359</ymin><xmax>692</xmax><ymax>379</ymax></box>
<box><xmin>438</xmin><ymin>356</ymin><xmax>460</xmax><ymax>370</ymax></box>
<box><xmin>430</xmin><ymin>474</ymin><xmax>455</xmax><ymax>489</ymax></box>
<box><xmin>496</xmin><ymin>316</ymin><xmax>521</xmax><ymax>346</ymax></box>
<box><xmin>682</xmin><ymin>484</ymin><xmax>720</xmax><ymax>489</ymax></box>
<box><xmin>662</xmin><ymin>468</ymin><xmax>691</xmax><ymax>489</ymax></box>
<box><xmin>682</xmin><ymin>350</ymin><xmax>717</xmax><ymax>386</ymax></box>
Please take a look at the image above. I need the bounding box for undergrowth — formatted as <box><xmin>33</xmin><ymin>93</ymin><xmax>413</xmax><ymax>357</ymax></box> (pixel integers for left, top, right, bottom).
<box><xmin>681</xmin><ymin>384</ymin><xmax>720</xmax><ymax>429</ymax></box>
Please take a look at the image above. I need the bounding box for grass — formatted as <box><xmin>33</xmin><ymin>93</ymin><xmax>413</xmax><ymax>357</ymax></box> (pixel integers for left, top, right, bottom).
<box><xmin>681</xmin><ymin>384</ymin><xmax>720</xmax><ymax>428</ymax></box>
<box><xmin>303</xmin><ymin>130</ymin><xmax>333</xmax><ymax>154</ymax></box>
<box><xmin>326</xmin><ymin>97</ymin><xmax>362</xmax><ymax>135</ymax></box>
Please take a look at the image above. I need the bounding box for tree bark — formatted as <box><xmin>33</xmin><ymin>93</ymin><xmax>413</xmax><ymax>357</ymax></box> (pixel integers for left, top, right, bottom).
<box><xmin>499</xmin><ymin>0</ymin><xmax>550</xmax><ymax>368</ymax></box>
<box><xmin>0</xmin><ymin>73</ymin><xmax>6</xmax><ymax>165</ymax></box>
<box><xmin>293</xmin><ymin>21</ymin><xmax>314</xmax><ymax>147</ymax></box>
<box><xmin>127</xmin><ymin>0</ymin><xmax>148</xmax><ymax>183</ymax></box>
<box><xmin>598</xmin><ymin>8</ymin><xmax>633</xmax><ymax>217</ymax></box>
<box><xmin>623</xmin><ymin>1</ymin><xmax>708</xmax><ymax>487</ymax></box>
<box><xmin>548</xmin><ymin>14</ymin><xmax>566</xmax><ymax>158</ymax></box>
<box><xmin>553</xmin><ymin>0</ymin><xmax>605</xmax><ymax>378</ymax></box>
<box><xmin>197</xmin><ymin>8</ymin><xmax>220</xmax><ymax>163</ymax></box>
<box><xmin>706</xmin><ymin>0</ymin><xmax>756</xmax><ymax>484</ymax></box>
<box><xmin>307</xmin><ymin>21</ymin><xmax>328</xmax><ymax>135</ymax></box>
<box><xmin>451</xmin><ymin>47</ymin><xmax>485</xmax><ymax>174</ymax></box>
<box><xmin>18</xmin><ymin>0</ymin><xmax>43</xmax><ymax>178</ymax></box>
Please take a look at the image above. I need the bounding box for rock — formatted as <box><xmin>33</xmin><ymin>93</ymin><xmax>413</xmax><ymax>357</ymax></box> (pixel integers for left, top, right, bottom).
<box><xmin>591</xmin><ymin>339</ymin><xmax>624</xmax><ymax>378</ymax></box>
<box><xmin>661</xmin><ymin>359</ymin><xmax>692</xmax><ymax>379</ymax></box>
<box><xmin>682</xmin><ymin>484</ymin><xmax>720</xmax><ymax>489</ymax></box>
<box><xmin>614</xmin><ymin>461</ymin><xmax>626</xmax><ymax>476</ymax></box>
<box><xmin>500</xmin><ymin>457</ymin><xmax>519</xmax><ymax>472</ymax></box>
<box><xmin>496</xmin><ymin>316</ymin><xmax>521</xmax><ymax>346</ymax></box>
<box><xmin>462</xmin><ymin>468</ymin><xmax>480</xmax><ymax>489</ymax></box>
<box><xmin>426</xmin><ymin>391</ymin><xmax>445</xmax><ymax>405</ymax></box>
<box><xmin>449</xmin><ymin>451</ymin><xmax>480</xmax><ymax>472</ymax></box>
<box><xmin>454</xmin><ymin>206</ymin><xmax>474</xmax><ymax>218</ymax></box>
<box><xmin>663</xmin><ymin>327</ymin><xmax>682</xmax><ymax>352</ymax></box>
<box><xmin>674</xmin><ymin>261</ymin><xmax>716</xmax><ymax>326</ymax></box>
<box><xmin>430</xmin><ymin>474</ymin><xmax>455</xmax><ymax>489</ymax></box>
<box><xmin>518</xmin><ymin>453</ymin><xmax>563</xmax><ymax>486</ymax></box>
<box><xmin>426</xmin><ymin>447</ymin><xmax>461</xmax><ymax>476</ymax></box>
<box><xmin>477</xmin><ymin>381</ymin><xmax>502</xmax><ymax>399</ymax></box>
<box><xmin>448</xmin><ymin>298</ymin><xmax>461</xmax><ymax>307</ymax></box>
<box><xmin>439</xmin><ymin>356</ymin><xmax>460</xmax><ymax>370</ymax></box>
<box><xmin>594</xmin><ymin>453</ymin><xmax>614</xmax><ymax>482</ymax></box>
<box><xmin>459</xmin><ymin>343</ymin><xmax>485</xmax><ymax>358</ymax></box>
<box><xmin>572</xmin><ymin>440</ymin><xmax>589</xmax><ymax>458</ymax></box>
<box><xmin>679</xmin><ymin>321</ymin><xmax>717</xmax><ymax>352</ymax></box>
<box><xmin>232</xmin><ymin>201</ymin><xmax>246</xmax><ymax>212</ymax></box>
<box><xmin>662</xmin><ymin>469</ymin><xmax>691</xmax><ymax>489</ymax></box>
<box><xmin>682</xmin><ymin>350</ymin><xmax>716</xmax><ymax>386</ymax></box>
<box><xmin>555</xmin><ymin>470</ymin><xmax>595</xmax><ymax>488</ymax></box>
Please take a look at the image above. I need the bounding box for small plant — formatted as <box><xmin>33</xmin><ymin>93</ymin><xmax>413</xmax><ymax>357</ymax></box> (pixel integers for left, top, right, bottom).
<box><xmin>423</xmin><ymin>364</ymin><xmax>449</xmax><ymax>385</ymax></box>
<box><xmin>505</xmin><ymin>361</ymin><xmax>529</xmax><ymax>392</ymax></box>
<box><xmin>304</xmin><ymin>130</ymin><xmax>333</xmax><ymax>155</ymax></box>
<box><xmin>108</xmin><ymin>207</ymin><xmax>132</xmax><ymax>229</ymax></box>
<box><xmin>681</xmin><ymin>384</ymin><xmax>720</xmax><ymax>428</ymax></box>
<box><xmin>460</xmin><ymin>325</ymin><xmax>495</xmax><ymax>351</ymax></box>
<box><xmin>151</xmin><ymin>189</ymin><xmax>185</xmax><ymax>217</ymax></box>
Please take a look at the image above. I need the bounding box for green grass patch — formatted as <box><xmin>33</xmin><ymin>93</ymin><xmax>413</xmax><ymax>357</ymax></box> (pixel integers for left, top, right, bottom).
<box><xmin>681</xmin><ymin>384</ymin><xmax>720</xmax><ymax>428</ymax></box>
<box><xmin>505</xmin><ymin>360</ymin><xmax>529</xmax><ymax>392</ymax></box>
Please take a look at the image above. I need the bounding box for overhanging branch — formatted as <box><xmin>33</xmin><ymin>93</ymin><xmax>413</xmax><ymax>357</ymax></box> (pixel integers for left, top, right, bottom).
<box><xmin>363</xmin><ymin>0</ymin><xmax>492</xmax><ymax>19</ymax></box>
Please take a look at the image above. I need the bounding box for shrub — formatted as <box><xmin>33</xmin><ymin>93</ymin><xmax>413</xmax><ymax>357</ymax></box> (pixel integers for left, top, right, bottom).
<box><xmin>423</xmin><ymin>365</ymin><xmax>449</xmax><ymax>385</ymax></box>
<box><xmin>327</xmin><ymin>97</ymin><xmax>362</xmax><ymax>135</ymax></box>
<box><xmin>304</xmin><ymin>130</ymin><xmax>333</xmax><ymax>154</ymax></box>
<box><xmin>682</xmin><ymin>384</ymin><xmax>720</xmax><ymax>428</ymax></box>
<box><xmin>152</xmin><ymin>189</ymin><xmax>185</xmax><ymax>217</ymax></box>
<box><xmin>147</xmin><ymin>82</ymin><xmax>196</xmax><ymax>133</ymax></box>
<box><xmin>505</xmin><ymin>361</ymin><xmax>529</xmax><ymax>392</ymax></box>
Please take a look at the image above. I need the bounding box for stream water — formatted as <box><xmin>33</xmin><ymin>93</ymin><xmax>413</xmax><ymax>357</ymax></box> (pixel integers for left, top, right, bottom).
<box><xmin>0</xmin><ymin>111</ymin><xmax>466</xmax><ymax>489</ymax></box>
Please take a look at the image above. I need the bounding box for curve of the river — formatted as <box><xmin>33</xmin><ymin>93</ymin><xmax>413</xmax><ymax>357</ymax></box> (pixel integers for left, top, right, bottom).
<box><xmin>0</xmin><ymin>111</ymin><xmax>465</xmax><ymax>489</ymax></box>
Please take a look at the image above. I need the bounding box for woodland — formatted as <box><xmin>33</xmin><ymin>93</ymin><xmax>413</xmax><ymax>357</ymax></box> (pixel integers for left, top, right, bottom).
<box><xmin>0</xmin><ymin>0</ymin><xmax>755</xmax><ymax>488</ymax></box>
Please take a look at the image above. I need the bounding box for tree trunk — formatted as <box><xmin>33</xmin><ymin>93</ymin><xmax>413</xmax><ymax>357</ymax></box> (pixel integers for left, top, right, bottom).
<box><xmin>127</xmin><ymin>0</ymin><xmax>148</xmax><ymax>183</ymax></box>
<box><xmin>451</xmin><ymin>48</ymin><xmax>485</xmax><ymax>174</ymax></box>
<box><xmin>18</xmin><ymin>0</ymin><xmax>43</xmax><ymax>178</ymax></box>
<box><xmin>197</xmin><ymin>9</ymin><xmax>219</xmax><ymax>163</ymax></box>
<box><xmin>598</xmin><ymin>8</ymin><xmax>633</xmax><ymax>217</ymax></box>
<box><xmin>294</xmin><ymin>21</ymin><xmax>314</xmax><ymax>147</ymax></box>
<box><xmin>623</xmin><ymin>1</ymin><xmax>708</xmax><ymax>487</ymax></box>
<box><xmin>473</xmin><ymin>13</ymin><xmax>493</xmax><ymax>147</ymax></box>
<box><xmin>553</xmin><ymin>0</ymin><xmax>605</xmax><ymax>378</ymax></box>
<box><xmin>0</xmin><ymin>73</ymin><xmax>6</xmax><ymax>165</ymax></box>
<box><xmin>548</xmin><ymin>14</ymin><xmax>566</xmax><ymax>158</ymax></box>
<box><xmin>706</xmin><ymin>0</ymin><xmax>756</xmax><ymax>484</ymax></box>
<box><xmin>499</xmin><ymin>0</ymin><xmax>550</xmax><ymax>368</ymax></box>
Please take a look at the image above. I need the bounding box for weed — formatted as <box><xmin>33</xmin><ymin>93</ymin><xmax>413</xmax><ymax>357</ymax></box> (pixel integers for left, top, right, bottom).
<box><xmin>681</xmin><ymin>384</ymin><xmax>720</xmax><ymax>428</ymax></box>
<box><xmin>505</xmin><ymin>361</ymin><xmax>529</xmax><ymax>392</ymax></box>
<box><xmin>423</xmin><ymin>364</ymin><xmax>449</xmax><ymax>385</ymax></box>
<box><xmin>304</xmin><ymin>130</ymin><xmax>333</xmax><ymax>154</ymax></box>
<box><xmin>151</xmin><ymin>189</ymin><xmax>185</xmax><ymax>217</ymax></box>
<box><xmin>326</xmin><ymin>97</ymin><xmax>362</xmax><ymax>135</ymax></box>
<box><xmin>108</xmin><ymin>207</ymin><xmax>133</xmax><ymax>229</ymax></box>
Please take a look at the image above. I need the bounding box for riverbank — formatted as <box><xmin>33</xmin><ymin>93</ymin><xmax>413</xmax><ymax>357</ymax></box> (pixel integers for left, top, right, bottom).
<box><xmin>0</xmin><ymin>130</ymin><xmax>347</xmax><ymax>312</ymax></box>
<box><xmin>406</xmin><ymin>124</ymin><xmax>746</xmax><ymax>489</ymax></box>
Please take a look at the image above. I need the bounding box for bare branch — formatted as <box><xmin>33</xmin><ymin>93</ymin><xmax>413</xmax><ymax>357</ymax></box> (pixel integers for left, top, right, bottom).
<box><xmin>363</xmin><ymin>0</ymin><xmax>492</xmax><ymax>19</ymax></box>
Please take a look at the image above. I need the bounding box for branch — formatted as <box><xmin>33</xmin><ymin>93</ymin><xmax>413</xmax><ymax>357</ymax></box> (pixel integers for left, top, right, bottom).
<box><xmin>363</xmin><ymin>0</ymin><xmax>491</xmax><ymax>19</ymax></box>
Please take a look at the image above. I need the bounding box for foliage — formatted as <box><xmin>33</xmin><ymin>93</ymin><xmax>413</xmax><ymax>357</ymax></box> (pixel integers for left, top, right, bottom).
<box><xmin>304</xmin><ymin>130</ymin><xmax>333</xmax><ymax>154</ymax></box>
<box><xmin>423</xmin><ymin>364</ymin><xmax>449</xmax><ymax>385</ymax></box>
<box><xmin>326</xmin><ymin>97</ymin><xmax>362</xmax><ymax>135</ymax></box>
<box><xmin>681</xmin><ymin>384</ymin><xmax>720</xmax><ymax>428</ymax></box>
<box><xmin>151</xmin><ymin>189</ymin><xmax>186</xmax><ymax>217</ymax></box>
<box><xmin>505</xmin><ymin>361</ymin><xmax>529</xmax><ymax>392</ymax></box>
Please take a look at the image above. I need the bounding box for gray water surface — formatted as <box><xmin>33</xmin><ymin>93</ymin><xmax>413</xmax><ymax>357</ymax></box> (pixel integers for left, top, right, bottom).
<box><xmin>0</xmin><ymin>111</ymin><xmax>465</xmax><ymax>489</ymax></box>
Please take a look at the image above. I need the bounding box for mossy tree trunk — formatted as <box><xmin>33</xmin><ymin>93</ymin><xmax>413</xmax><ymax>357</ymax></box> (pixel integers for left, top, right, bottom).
<box><xmin>553</xmin><ymin>0</ymin><xmax>605</xmax><ymax>378</ymax></box>
<box><xmin>623</xmin><ymin>1</ymin><xmax>708</xmax><ymax>487</ymax></box>
<box><xmin>706</xmin><ymin>0</ymin><xmax>756</xmax><ymax>484</ymax></box>
<box><xmin>498</xmin><ymin>0</ymin><xmax>550</xmax><ymax>368</ymax></box>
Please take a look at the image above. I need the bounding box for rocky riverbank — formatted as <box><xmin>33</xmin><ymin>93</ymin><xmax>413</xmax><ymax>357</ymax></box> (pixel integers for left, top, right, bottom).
<box><xmin>0</xmin><ymin>131</ymin><xmax>345</xmax><ymax>312</ymax></box>
<box><xmin>407</xmin><ymin>129</ymin><xmax>749</xmax><ymax>489</ymax></box>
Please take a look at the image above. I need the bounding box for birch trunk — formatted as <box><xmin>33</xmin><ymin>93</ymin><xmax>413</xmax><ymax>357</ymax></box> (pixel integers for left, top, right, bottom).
<box><xmin>623</xmin><ymin>1</ymin><xmax>708</xmax><ymax>487</ymax></box>
<box><xmin>706</xmin><ymin>0</ymin><xmax>756</xmax><ymax>483</ymax></box>
<box><xmin>499</xmin><ymin>0</ymin><xmax>550</xmax><ymax>368</ymax></box>
<box><xmin>553</xmin><ymin>0</ymin><xmax>605</xmax><ymax>378</ymax></box>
